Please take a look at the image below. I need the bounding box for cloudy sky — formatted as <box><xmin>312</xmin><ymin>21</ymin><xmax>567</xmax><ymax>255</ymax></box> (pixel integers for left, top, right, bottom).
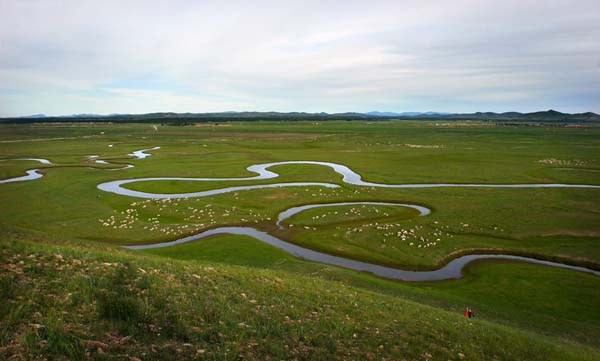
<box><xmin>1</xmin><ymin>0</ymin><xmax>599</xmax><ymax>116</ymax></box>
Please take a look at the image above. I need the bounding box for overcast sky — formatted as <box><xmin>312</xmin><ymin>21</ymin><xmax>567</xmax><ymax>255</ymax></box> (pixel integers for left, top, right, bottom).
<box><xmin>1</xmin><ymin>0</ymin><xmax>599</xmax><ymax>116</ymax></box>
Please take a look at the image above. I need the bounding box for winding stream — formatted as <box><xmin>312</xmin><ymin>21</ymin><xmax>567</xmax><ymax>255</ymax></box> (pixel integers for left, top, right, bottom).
<box><xmin>99</xmin><ymin>160</ymin><xmax>600</xmax><ymax>279</ymax></box>
<box><xmin>126</xmin><ymin>225</ymin><xmax>600</xmax><ymax>281</ymax></box>
<box><xmin>0</xmin><ymin>157</ymin><xmax>52</xmax><ymax>165</ymax></box>
<box><xmin>276</xmin><ymin>201</ymin><xmax>431</xmax><ymax>229</ymax></box>
<box><xmin>0</xmin><ymin>158</ymin><xmax>52</xmax><ymax>184</ymax></box>
<box><xmin>0</xmin><ymin>147</ymin><xmax>158</xmax><ymax>184</ymax></box>
<box><xmin>129</xmin><ymin>146</ymin><xmax>161</xmax><ymax>159</ymax></box>
<box><xmin>3</xmin><ymin>153</ymin><xmax>599</xmax><ymax>280</ymax></box>
<box><xmin>87</xmin><ymin>155</ymin><xmax>134</xmax><ymax>170</ymax></box>
<box><xmin>97</xmin><ymin>160</ymin><xmax>600</xmax><ymax>199</ymax></box>
<box><xmin>0</xmin><ymin>169</ymin><xmax>44</xmax><ymax>184</ymax></box>
<box><xmin>124</xmin><ymin>200</ymin><xmax>600</xmax><ymax>281</ymax></box>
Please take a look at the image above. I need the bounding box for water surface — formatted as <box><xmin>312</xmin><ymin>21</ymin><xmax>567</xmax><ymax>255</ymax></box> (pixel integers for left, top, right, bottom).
<box><xmin>276</xmin><ymin>201</ymin><xmax>431</xmax><ymax>229</ymax></box>
<box><xmin>127</xmin><ymin>226</ymin><xmax>600</xmax><ymax>281</ymax></box>
<box><xmin>98</xmin><ymin>160</ymin><xmax>600</xmax><ymax>198</ymax></box>
<box><xmin>129</xmin><ymin>146</ymin><xmax>161</xmax><ymax>159</ymax></box>
<box><xmin>0</xmin><ymin>158</ymin><xmax>52</xmax><ymax>184</ymax></box>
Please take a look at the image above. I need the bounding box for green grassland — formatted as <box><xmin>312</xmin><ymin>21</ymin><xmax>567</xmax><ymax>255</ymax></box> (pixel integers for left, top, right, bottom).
<box><xmin>1</xmin><ymin>121</ymin><xmax>600</xmax><ymax>358</ymax></box>
<box><xmin>2</xmin><ymin>237</ymin><xmax>599</xmax><ymax>360</ymax></box>
<box><xmin>143</xmin><ymin>233</ymin><xmax>600</xmax><ymax>348</ymax></box>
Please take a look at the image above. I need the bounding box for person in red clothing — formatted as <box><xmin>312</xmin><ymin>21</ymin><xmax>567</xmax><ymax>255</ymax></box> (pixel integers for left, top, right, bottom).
<box><xmin>464</xmin><ymin>307</ymin><xmax>475</xmax><ymax>318</ymax></box>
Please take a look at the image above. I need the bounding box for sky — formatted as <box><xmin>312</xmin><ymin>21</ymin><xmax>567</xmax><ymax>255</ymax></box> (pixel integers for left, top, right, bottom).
<box><xmin>0</xmin><ymin>0</ymin><xmax>599</xmax><ymax>117</ymax></box>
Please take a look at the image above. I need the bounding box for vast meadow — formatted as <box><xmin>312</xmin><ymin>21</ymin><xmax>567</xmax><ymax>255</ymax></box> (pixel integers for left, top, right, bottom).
<box><xmin>1</xmin><ymin>120</ymin><xmax>600</xmax><ymax>359</ymax></box>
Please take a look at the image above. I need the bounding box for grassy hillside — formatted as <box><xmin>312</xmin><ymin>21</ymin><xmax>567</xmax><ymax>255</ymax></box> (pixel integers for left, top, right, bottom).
<box><xmin>2</xmin><ymin>237</ymin><xmax>598</xmax><ymax>361</ymax></box>
<box><xmin>143</xmin><ymin>233</ymin><xmax>600</xmax><ymax>349</ymax></box>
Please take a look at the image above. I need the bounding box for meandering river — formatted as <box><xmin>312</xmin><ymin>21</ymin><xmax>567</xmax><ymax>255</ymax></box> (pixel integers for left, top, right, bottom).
<box><xmin>276</xmin><ymin>201</ymin><xmax>431</xmax><ymax>229</ymax></box>
<box><xmin>129</xmin><ymin>146</ymin><xmax>161</xmax><ymax>159</ymax></box>
<box><xmin>97</xmin><ymin>160</ymin><xmax>600</xmax><ymax>199</ymax></box>
<box><xmin>0</xmin><ymin>158</ymin><xmax>52</xmax><ymax>184</ymax></box>
<box><xmin>3</xmin><ymin>152</ymin><xmax>599</xmax><ymax>281</ymax></box>
<box><xmin>127</xmin><ymin>225</ymin><xmax>600</xmax><ymax>281</ymax></box>
<box><xmin>0</xmin><ymin>146</ymin><xmax>159</xmax><ymax>184</ymax></box>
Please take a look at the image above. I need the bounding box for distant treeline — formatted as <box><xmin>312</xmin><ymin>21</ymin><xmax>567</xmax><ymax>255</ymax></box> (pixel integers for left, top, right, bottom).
<box><xmin>1</xmin><ymin>112</ymin><xmax>371</xmax><ymax>124</ymax></box>
<box><xmin>1</xmin><ymin>110</ymin><xmax>599</xmax><ymax>124</ymax></box>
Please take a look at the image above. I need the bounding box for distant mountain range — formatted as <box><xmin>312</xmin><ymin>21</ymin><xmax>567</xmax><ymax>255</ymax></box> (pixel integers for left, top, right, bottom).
<box><xmin>18</xmin><ymin>113</ymin><xmax>120</xmax><ymax>118</ymax></box>
<box><xmin>422</xmin><ymin>110</ymin><xmax>600</xmax><ymax>122</ymax></box>
<box><xmin>366</xmin><ymin>111</ymin><xmax>452</xmax><ymax>117</ymax></box>
<box><xmin>4</xmin><ymin>110</ymin><xmax>600</xmax><ymax>123</ymax></box>
<box><xmin>18</xmin><ymin>114</ymin><xmax>48</xmax><ymax>119</ymax></box>
<box><xmin>367</xmin><ymin>110</ymin><xmax>600</xmax><ymax>122</ymax></box>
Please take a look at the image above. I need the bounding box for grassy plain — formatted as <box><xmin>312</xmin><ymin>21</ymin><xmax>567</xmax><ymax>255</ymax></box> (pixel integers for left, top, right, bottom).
<box><xmin>1</xmin><ymin>121</ymin><xmax>600</xmax><ymax>358</ymax></box>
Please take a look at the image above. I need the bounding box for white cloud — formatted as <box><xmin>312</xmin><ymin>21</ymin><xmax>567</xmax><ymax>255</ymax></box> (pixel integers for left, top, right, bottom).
<box><xmin>0</xmin><ymin>0</ymin><xmax>599</xmax><ymax>116</ymax></box>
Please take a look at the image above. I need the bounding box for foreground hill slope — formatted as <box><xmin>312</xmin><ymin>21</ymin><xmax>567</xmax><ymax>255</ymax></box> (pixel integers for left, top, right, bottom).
<box><xmin>1</xmin><ymin>238</ymin><xmax>597</xmax><ymax>361</ymax></box>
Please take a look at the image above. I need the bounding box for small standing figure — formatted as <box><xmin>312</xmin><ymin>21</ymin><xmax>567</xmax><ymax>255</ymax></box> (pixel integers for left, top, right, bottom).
<box><xmin>464</xmin><ymin>307</ymin><xmax>470</xmax><ymax>318</ymax></box>
<box><xmin>468</xmin><ymin>308</ymin><xmax>474</xmax><ymax>318</ymax></box>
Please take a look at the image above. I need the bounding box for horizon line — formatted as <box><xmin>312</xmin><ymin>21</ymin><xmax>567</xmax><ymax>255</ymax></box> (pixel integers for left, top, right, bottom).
<box><xmin>5</xmin><ymin>109</ymin><xmax>600</xmax><ymax>119</ymax></box>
